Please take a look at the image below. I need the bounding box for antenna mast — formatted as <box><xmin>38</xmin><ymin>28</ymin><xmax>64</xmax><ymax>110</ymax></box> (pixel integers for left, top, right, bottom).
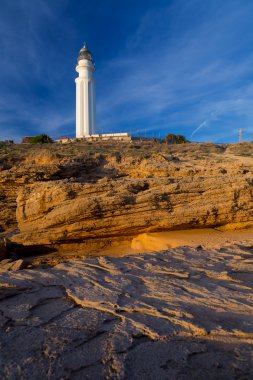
<box><xmin>238</xmin><ymin>128</ymin><xmax>243</xmax><ymax>143</ymax></box>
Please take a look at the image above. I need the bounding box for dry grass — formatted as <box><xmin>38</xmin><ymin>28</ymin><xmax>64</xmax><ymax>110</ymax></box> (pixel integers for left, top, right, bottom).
<box><xmin>1</xmin><ymin>140</ymin><xmax>253</xmax><ymax>170</ymax></box>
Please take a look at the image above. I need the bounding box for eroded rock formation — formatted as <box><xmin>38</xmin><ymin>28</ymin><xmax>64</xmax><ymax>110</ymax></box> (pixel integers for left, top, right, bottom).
<box><xmin>13</xmin><ymin>143</ymin><xmax>253</xmax><ymax>246</ymax></box>
<box><xmin>1</xmin><ymin>142</ymin><xmax>253</xmax><ymax>248</ymax></box>
<box><xmin>1</xmin><ymin>142</ymin><xmax>253</xmax><ymax>378</ymax></box>
<box><xmin>0</xmin><ymin>244</ymin><xmax>253</xmax><ymax>379</ymax></box>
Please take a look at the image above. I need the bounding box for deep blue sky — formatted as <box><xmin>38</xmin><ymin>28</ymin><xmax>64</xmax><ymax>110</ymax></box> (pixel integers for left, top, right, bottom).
<box><xmin>1</xmin><ymin>0</ymin><xmax>253</xmax><ymax>142</ymax></box>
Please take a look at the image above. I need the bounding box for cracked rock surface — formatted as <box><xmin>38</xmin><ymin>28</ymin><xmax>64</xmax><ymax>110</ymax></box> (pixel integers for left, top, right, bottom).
<box><xmin>0</xmin><ymin>244</ymin><xmax>253</xmax><ymax>379</ymax></box>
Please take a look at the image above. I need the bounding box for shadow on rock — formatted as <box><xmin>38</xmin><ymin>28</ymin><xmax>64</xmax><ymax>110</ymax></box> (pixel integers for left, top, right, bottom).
<box><xmin>0</xmin><ymin>238</ymin><xmax>58</xmax><ymax>272</ymax></box>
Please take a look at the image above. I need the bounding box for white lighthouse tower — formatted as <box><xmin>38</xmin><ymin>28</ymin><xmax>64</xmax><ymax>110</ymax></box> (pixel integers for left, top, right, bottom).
<box><xmin>75</xmin><ymin>44</ymin><xmax>96</xmax><ymax>138</ymax></box>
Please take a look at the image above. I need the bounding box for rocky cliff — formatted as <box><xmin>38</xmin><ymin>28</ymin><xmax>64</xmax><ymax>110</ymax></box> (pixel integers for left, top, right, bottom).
<box><xmin>1</xmin><ymin>142</ymin><xmax>253</xmax><ymax>248</ymax></box>
<box><xmin>1</xmin><ymin>142</ymin><xmax>253</xmax><ymax>379</ymax></box>
<box><xmin>7</xmin><ymin>142</ymin><xmax>253</xmax><ymax>248</ymax></box>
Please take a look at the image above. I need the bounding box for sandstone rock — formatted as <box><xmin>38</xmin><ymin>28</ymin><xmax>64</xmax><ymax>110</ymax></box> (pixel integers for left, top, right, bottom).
<box><xmin>1</xmin><ymin>141</ymin><xmax>253</xmax><ymax>245</ymax></box>
<box><xmin>8</xmin><ymin>259</ymin><xmax>25</xmax><ymax>271</ymax></box>
<box><xmin>0</xmin><ymin>259</ymin><xmax>25</xmax><ymax>272</ymax></box>
<box><xmin>0</xmin><ymin>258</ymin><xmax>12</xmax><ymax>265</ymax></box>
<box><xmin>0</xmin><ymin>144</ymin><xmax>103</xmax><ymax>230</ymax></box>
<box><xmin>14</xmin><ymin>168</ymin><xmax>253</xmax><ymax>246</ymax></box>
<box><xmin>0</xmin><ymin>245</ymin><xmax>252</xmax><ymax>379</ymax></box>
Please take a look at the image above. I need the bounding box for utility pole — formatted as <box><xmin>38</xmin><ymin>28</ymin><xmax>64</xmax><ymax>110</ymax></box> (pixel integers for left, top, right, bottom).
<box><xmin>238</xmin><ymin>128</ymin><xmax>243</xmax><ymax>143</ymax></box>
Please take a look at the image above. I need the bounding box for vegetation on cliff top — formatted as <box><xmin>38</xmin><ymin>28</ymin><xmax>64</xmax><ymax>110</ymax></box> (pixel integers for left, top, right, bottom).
<box><xmin>23</xmin><ymin>134</ymin><xmax>53</xmax><ymax>144</ymax></box>
<box><xmin>164</xmin><ymin>133</ymin><xmax>189</xmax><ymax>144</ymax></box>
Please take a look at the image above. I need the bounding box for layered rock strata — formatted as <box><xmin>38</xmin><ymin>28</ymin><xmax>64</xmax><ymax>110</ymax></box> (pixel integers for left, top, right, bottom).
<box><xmin>15</xmin><ymin>150</ymin><xmax>253</xmax><ymax>246</ymax></box>
<box><xmin>0</xmin><ymin>144</ymin><xmax>103</xmax><ymax>231</ymax></box>
<box><xmin>1</xmin><ymin>142</ymin><xmax>253</xmax><ymax>247</ymax></box>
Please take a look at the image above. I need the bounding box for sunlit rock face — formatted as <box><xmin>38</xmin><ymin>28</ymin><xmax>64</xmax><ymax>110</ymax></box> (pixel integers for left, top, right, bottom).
<box><xmin>1</xmin><ymin>142</ymin><xmax>253</xmax><ymax>246</ymax></box>
<box><xmin>0</xmin><ymin>246</ymin><xmax>253</xmax><ymax>379</ymax></box>
<box><xmin>15</xmin><ymin>145</ymin><xmax>253</xmax><ymax>246</ymax></box>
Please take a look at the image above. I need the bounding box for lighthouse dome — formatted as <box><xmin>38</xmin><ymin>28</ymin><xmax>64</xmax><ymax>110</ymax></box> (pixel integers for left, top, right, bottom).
<box><xmin>77</xmin><ymin>44</ymin><xmax>93</xmax><ymax>63</ymax></box>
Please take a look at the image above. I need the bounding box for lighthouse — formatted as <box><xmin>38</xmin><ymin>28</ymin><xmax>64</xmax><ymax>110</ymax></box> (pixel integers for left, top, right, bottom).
<box><xmin>75</xmin><ymin>44</ymin><xmax>96</xmax><ymax>138</ymax></box>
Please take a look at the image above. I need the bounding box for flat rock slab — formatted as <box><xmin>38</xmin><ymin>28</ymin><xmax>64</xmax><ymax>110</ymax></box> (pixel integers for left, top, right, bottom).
<box><xmin>0</xmin><ymin>244</ymin><xmax>253</xmax><ymax>379</ymax></box>
<box><xmin>0</xmin><ymin>259</ymin><xmax>25</xmax><ymax>272</ymax></box>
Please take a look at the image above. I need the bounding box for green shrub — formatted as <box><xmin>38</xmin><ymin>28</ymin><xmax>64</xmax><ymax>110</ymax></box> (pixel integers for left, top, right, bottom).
<box><xmin>164</xmin><ymin>133</ymin><xmax>189</xmax><ymax>144</ymax></box>
<box><xmin>29</xmin><ymin>134</ymin><xmax>53</xmax><ymax>144</ymax></box>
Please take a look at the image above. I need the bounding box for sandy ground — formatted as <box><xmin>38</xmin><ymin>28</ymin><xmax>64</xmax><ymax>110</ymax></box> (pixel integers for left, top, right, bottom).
<box><xmin>131</xmin><ymin>228</ymin><xmax>253</xmax><ymax>252</ymax></box>
<box><xmin>21</xmin><ymin>228</ymin><xmax>253</xmax><ymax>268</ymax></box>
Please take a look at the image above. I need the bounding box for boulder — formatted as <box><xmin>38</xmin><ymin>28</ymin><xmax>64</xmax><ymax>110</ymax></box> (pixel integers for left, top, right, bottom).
<box><xmin>1</xmin><ymin>142</ymin><xmax>253</xmax><ymax>245</ymax></box>
<box><xmin>14</xmin><ymin>169</ymin><xmax>253</xmax><ymax>246</ymax></box>
<box><xmin>0</xmin><ymin>259</ymin><xmax>25</xmax><ymax>272</ymax></box>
